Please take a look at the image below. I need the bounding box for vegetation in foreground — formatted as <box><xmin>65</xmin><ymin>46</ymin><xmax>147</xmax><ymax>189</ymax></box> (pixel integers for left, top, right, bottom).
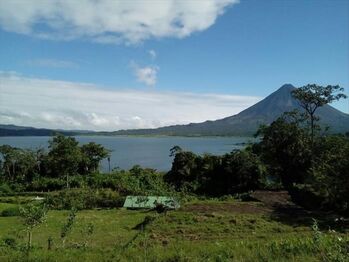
<box><xmin>0</xmin><ymin>84</ymin><xmax>348</xmax><ymax>261</ymax></box>
<box><xmin>0</xmin><ymin>193</ymin><xmax>348</xmax><ymax>262</ymax></box>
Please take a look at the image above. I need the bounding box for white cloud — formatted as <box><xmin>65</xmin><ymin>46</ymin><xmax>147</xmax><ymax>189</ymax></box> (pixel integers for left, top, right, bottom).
<box><xmin>148</xmin><ymin>50</ymin><xmax>157</xmax><ymax>60</ymax></box>
<box><xmin>0</xmin><ymin>71</ymin><xmax>261</xmax><ymax>131</ymax></box>
<box><xmin>130</xmin><ymin>61</ymin><xmax>159</xmax><ymax>87</ymax></box>
<box><xmin>41</xmin><ymin>112</ymin><xmax>82</xmax><ymax>127</ymax></box>
<box><xmin>131</xmin><ymin>116</ymin><xmax>142</xmax><ymax>121</ymax></box>
<box><xmin>0</xmin><ymin>0</ymin><xmax>238</xmax><ymax>44</ymax></box>
<box><xmin>25</xmin><ymin>59</ymin><xmax>79</xmax><ymax>69</ymax></box>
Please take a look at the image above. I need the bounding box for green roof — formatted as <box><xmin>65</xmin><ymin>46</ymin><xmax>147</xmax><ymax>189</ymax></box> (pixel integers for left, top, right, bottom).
<box><xmin>123</xmin><ymin>196</ymin><xmax>180</xmax><ymax>209</ymax></box>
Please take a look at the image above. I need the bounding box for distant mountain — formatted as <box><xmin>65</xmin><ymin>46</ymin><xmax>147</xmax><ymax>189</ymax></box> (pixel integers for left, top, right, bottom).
<box><xmin>0</xmin><ymin>124</ymin><xmax>91</xmax><ymax>136</ymax></box>
<box><xmin>107</xmin><ymin>84</ymin><xmax>349</xmax><ymax>136</ymax></box>
<box><xmin>0</xmin><ymin>124</ymin><xmax>36</xmax><ymax>130</ymax></box>
<box><xmin>2</xmin><ymin>84</ymin><xmax>348</xmax><ymax>137</ymax></box>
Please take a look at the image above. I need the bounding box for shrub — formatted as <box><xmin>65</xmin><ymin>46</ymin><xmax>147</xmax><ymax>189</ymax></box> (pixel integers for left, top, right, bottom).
<box><xmin>216</xmin><ymin>150</ymin><xmax>264</xmax><ymax>195</ymax></box>
<box><xmin>28</xmin><ymin>177</ymin><xmax>66</xmax><ymax>191</ymax></box>
<box><xmin>0</xmin><ymin>183</ymin><xmax>13</xmax><ymax>196</ymax></box>
<box><xmin>309</xmin><ymin>136</ymin><xmax>349</xmax><ymax>213</ymax></box>
<box><xmin>2</xmin><ymin>237</ymin><xmax>17</xmax><ymax>249</ymax></box>
<box><xmin>28</xmin><ymin>175</ymin><xmax>86</xmax><ymax>191</ymax></box>
<box><xmin>87</xmin><ymin>168</ymin><xmax>172</xmax><ymax>196</ymax></box>
<box><xmin>166</xmin><ymin>149</ymin><xmax>264</xmax><ymax>196</ymax></box>
<box><xmin>45</xmin><ymin>188</ymin><xmax>125</xmax><ymax>210</ymax></box>
<box><xmin>86</xmin><ymin>172</ymin><xmax>124</xmax><ymax>190</ymax></box>
<box><xmin>284</xmin><ymin>136</ymin><xmax>349</xmax><ymax>214</ymax></box>
<box><xmin>1</xmin><ymin>207</ymin><xmax>20</xmax><ymax>217</ymax></box>
<box><xmin>94</xmin><ymin>189</ymin><xmax>125</xmax><ymax>208</ymax></box>
<box><xmin>8</xmin><ymin>183</ymin><xmax>25</xmax><ymax>194</ymax></box>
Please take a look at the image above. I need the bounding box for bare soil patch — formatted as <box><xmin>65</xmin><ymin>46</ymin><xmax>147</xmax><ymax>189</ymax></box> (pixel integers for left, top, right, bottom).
<box><xmin>251</xmin><ymin>191</ymin><xmax>292</xmax><ymax>207</ymax></box>
<box><xmin>182</xmin><ymin>201</ymin><xmax>271</xmax><ymax>214</ymax></box>
<box><xmin>182</xmin><ymin>191</ymin><xmax>305</xmax><ymax>215</ymax></box>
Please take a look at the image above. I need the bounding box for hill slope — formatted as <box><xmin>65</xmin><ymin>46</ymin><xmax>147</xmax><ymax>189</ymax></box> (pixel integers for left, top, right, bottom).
<box><xmin>109</xmin><ymin>84</ymin><xmax>349</xmax><ymax>136</ymax></box>
<box><xmin>0</xmin><ymin>124</ymin><xmax>90</xmax><ymax>136</ymax></box>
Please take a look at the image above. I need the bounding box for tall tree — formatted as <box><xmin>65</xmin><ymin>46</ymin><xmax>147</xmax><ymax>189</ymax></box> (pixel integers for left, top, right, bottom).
<box><xmin>80</xmin><ymin>142</ymin><xmax>110</xmax><ymax>173</ymax></box>
<box><xmin>310</xmin><ymin>135</ymin><xmax>349</xmax><ymax>213</ymax></box>
<box><xmin>292</xmin><ymin>84</ymin><xmax>347</xmax><ymax>143</ymax></box>
<box><xmin>0</xmin><ymin>145</ymin><xmax>37</xmax><ymax>182</ymax></box>
<box><xmin>256</xmin><ymin>112</ymin><xmax>312</xmax><ymax>190</ymax></box>
<box><xmin>166</xmin><ymin>149</ymin><xmax>198</xmax><ymax>192</ymax></box>
<box><xmin>47</xmin><ymin>134</ymin><xmax>82</xmax><ymax>188</ymax></box>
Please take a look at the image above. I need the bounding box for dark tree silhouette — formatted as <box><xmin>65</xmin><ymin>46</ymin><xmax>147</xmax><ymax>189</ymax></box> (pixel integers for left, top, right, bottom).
<box><xmin>292</xmin><ymin>84</ymin><xmax>346</xmax><ymax>144</ymax></box>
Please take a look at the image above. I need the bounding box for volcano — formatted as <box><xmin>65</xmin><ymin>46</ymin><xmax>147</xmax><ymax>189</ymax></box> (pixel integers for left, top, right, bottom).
<box><xmin>111</xmin><ymin>84</ymin><xmax>349</xmax><ymax>136</ymax></box>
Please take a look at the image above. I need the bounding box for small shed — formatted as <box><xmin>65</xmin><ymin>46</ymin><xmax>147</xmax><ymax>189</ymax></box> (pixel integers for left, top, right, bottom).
<box><xmin>123</xmin><ymin>196</ymin><xmax>180</xmax><ymax>209</ymax></box>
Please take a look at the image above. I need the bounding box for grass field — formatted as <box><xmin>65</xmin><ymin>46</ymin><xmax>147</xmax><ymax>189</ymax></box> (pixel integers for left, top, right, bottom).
<box><xmin>0</xmin><ymin>192</ymin><xmax>348</xmax><ymax>262</ymax></box>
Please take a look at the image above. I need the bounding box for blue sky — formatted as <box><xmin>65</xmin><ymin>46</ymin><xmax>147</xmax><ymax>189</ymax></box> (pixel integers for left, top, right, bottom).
<box><xmin>0</xmin><ymin>0</ymin><xmax>348</xmax><ymax>130</ymax></box>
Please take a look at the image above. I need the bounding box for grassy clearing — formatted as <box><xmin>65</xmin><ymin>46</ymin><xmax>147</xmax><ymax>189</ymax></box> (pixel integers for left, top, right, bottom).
<box><xmin>0</xmin><ymin>196</ymin><xmax>348</xmax><ymax>261</ymax></box>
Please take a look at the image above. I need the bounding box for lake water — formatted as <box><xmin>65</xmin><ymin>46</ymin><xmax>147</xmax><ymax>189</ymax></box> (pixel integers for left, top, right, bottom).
<box><xmin>0</xmin><ymin>136</ymin><xmax>252</xmax><ymax>172</ymax></box>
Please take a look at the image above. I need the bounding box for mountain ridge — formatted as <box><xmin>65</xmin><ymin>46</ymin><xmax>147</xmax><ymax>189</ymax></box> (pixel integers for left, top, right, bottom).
<box><xmin>0</xmin><ymin>125</ymin><xmax>91</xmax><ymax>137</ymax></box>
<box><xmin>1</xmin><ymin>84</ymin><xmax>349</xmax><ymax>136</ymax></box>
<box><xmin>106</xmin><ymin>84</ymin><xmax>349</xmax><ymax>136</ymax></box>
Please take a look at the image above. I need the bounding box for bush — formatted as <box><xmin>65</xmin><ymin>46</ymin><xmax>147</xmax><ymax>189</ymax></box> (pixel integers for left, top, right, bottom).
<box><xmin>216</xmin><ymin>150</ymin><xmax>264</xmax><ymax>195</ymax></box>
<box><xmin>1</xmin><ymin>237</ymin><xmax>17</xmax><ymax>249</ymax></box>
<box><xmin>45</xmin><ymin>188</ymin><xmax>125</xmax><ymax>210</ymax></box>
<box><xmin>10</xmin><ymin>183</ymin><xmax>25</xmax><ymax>193</ymax></box>
<box><xmin>95</xmin><ymin>189</ymin><xmax>125</xmax><ymax>208</ymax></box>
<box><xmin>28</xmin><ymin>177</ymin><xmax>66</xmax><ymax>191</ymax></box>
<box><xmin>28</xmin><ymin>176</ymin><xmax>86</xmax><ymax>191</ymax></box>
<box><xmin>310</xmin><ymin>136</ymin><xmax>349</xmax><ymax>213</ymax></box>
<box><xmin>1</xmin><ymin>207</ymin><xmax>20</xmax><ymax>217</ymax></box>
<box><xmin>87</xmin><ymin>168</ymin><xmax>172</xmax><ymax>196</ymax></box>
<box><xmin>86</xmin><ymin>172</ymin><xmax>123</xmax><ymax>190</ymax></box>
<box><xmin>285</xmin><ymin>136</ymin><xmax>349</xmax><ymax>214</ymax></box>
<box><xmin>166</xmin><ymin>149</ymin><xmax>264</xmax><ymax>196</ymax></box>
<box><xmin>0</xmin><ymin>183</ymin><xmax>13</xmax><ymax>196</ymax></box>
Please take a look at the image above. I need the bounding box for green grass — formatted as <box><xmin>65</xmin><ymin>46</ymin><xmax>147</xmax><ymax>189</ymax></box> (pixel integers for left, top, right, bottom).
<box><xmin>0</xmin><ymin>199</ymin><xmax>348</xmax><ymax>261</ymax></box>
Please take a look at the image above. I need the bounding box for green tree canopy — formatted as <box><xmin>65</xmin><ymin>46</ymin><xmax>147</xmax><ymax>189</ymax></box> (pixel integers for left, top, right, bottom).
<box><xmin>255</xmin><ymin>112</ymin><xmax>312</xmax><ymax>189</ymax></box>
<box><xmin>80</xmin><ymin>142</ymin><xmax>110</xmax><ymax>174</ymax></box>
<box><xmin>47</xmin><ymin>134</ymin><xmax>82</xmax><ymax>188</ymax></box>
<box><xmin>0</xmin><ymin>145</ymin><xmax>37</xmax><ymax>182</ymax></box>
<box><xmin>291</xmin><ymin>84</ymin><xmax>347</xmax><ymax>142</ymax></box>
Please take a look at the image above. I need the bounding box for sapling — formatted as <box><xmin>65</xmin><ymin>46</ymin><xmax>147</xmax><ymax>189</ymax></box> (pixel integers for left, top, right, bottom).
<box><xmin>19</xmin><ymin>202</ymin><xmax>48</xmax><ymax>250</ymax></box>
<box><xmin>80</xmin><ymin>222</ymin><xmax>94</xmax><ymax>248</ymax></box>
<box><xmin>61</xmin><ymin>207</ymin><xmax>77</xmax><ymax>248</ymax></box>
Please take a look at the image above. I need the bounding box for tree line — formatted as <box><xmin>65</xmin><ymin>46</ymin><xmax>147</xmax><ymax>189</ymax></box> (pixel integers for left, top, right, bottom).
<box><xmin>0</xmin><ymin>136</ymin><xmax>110</xmax><ymax>188</ymax></box>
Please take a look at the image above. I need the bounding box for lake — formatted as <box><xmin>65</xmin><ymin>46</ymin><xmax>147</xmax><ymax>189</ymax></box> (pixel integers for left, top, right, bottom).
<box><xmin>0</xmin><ymin>136</ymin><xmax>252</xmax><ymax>171</ymax></box>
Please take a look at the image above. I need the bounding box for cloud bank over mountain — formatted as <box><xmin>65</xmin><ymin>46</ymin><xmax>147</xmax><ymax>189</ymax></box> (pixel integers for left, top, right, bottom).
<box><xmin>0</xmin><ymin>71</ymin><xmax>260</xmax><ymax>131</ymax></box>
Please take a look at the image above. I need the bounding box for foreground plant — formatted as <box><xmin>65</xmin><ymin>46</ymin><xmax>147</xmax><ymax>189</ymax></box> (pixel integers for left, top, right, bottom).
<box><xmin>60</xmin><ymin>208</ymin><xmax>77</xmax><ymax>248</ymax></box>
<box><xmin>19</xmin><ymin>202</ymin><xmax>48</xmax><ymax>249</ymax></box>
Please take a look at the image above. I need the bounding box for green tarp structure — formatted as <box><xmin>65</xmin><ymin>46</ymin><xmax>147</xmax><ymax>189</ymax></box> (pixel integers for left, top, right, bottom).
<box><xmin>123</xmin><ymin>196</ymin><xmax>180</xmax><ymax>209</ymax></box>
